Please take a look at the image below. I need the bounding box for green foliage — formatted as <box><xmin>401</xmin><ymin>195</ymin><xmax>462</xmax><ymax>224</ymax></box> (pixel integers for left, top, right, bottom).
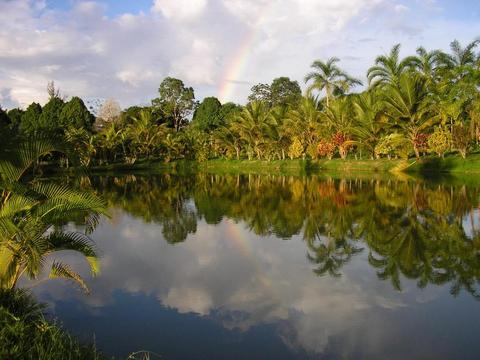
<box><xmin>192</xmin><ymin>97</ymin><xmax>223</xmax><ymax>132</ymax></box>
<box><xmin>120</xmin><ymin>105</ymin><xmax>146</xmax><ymax>125</ymax></box>
<box><xmin>38</xmin><ymin>97</ymin><xmax>65</xmax><ymax>134</ymax></box>
<box><xmin>0</xmin><ymin>138</ymin><xmax>107</xmax><ymax>291</ymax></box>
<box><xmin>375</xmin><ymin>133</ymin><xmax>411</xmax><ymax>159</ymax></box>
<box><xmin>0</xmin><ymin>289</ymin><xmax>103</xmax><ymax>359</ymax></box>
<box><xmin>6</xmin><ymin>108</ymin><xmax>24</xmax><ymax>133</ymax></box>
<box><xmin>7</xmin><ymin>37</ymin><xmax>480</xmax><ymax>166</ymax></box>
<box><xmin>249</xmin><ymin>77</ymin><xmax>301</xmax><ymax>108</ymax></box>
<box><xmin>428</xmin><ymin>127</ymin><xmax>452</xmax><ymax>157</ymax></box>
<box><xmin>288</xmin><ymin>137</ymin><xmax>304</xmax><ymax>159</ymax></box>
<box><xmin>305</xmin><ymin>57</ymin><xmax>362</xmax><ymax>106</ymax></box>
<box><xmin>452</xmin><ymin>124</ymin><xmax>470</xmax><ymax>158</ymax></box>
<box><xmin>152</xmin><ymin>77</ymin><xmax>196</xmax><ymax>132</ymax></box>
<box><xmin>19</xmin><ymin>103</ymin><xmax>42</xmax><ymax>135</ymax></box>
<box><xmin>59</xmin><ymin>97</ymin><xmax>95</xmax><ymax>130</ymax></box>
<box><xmin>270</xmin><ymin>77</ymin><xmax>302</xmax><ymax>107</ymax></box>
<box><xmin>0</xmin><ymin>107</ymin><xmax>11</xmax><ymax>141</ymax></box>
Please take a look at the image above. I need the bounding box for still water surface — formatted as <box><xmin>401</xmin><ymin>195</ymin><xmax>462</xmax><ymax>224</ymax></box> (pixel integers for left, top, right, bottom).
<box><xmin>29</xmin><ymin>173</ymin><xmax>480</xmax><ymax>359</ymax></box>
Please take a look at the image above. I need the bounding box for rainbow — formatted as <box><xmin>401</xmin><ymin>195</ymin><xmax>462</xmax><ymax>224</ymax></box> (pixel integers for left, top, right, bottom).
<box><xmin>224</xmin><ymin>219</ymin><xmax>255</xmax><ymax>259</ymax></box>
<box><xmin>224</xmin><ymin>219</ymin><xmax>279</xmax><ymax>301</ymax></box>
<box><xmin>218</xmin><ymin>2</ymin><xmax>274</xmax><ymax>103</ymax></box>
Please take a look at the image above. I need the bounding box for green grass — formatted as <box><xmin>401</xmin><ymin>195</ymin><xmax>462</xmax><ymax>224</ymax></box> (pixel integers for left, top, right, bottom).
<box><xmin>60</xmin><ymin>152</ymin><xmax>480</xmax><ymax>176</ymax></box>
<box><xmin>406</xmin><ymin>153</ymin><xmax>480</xmax><ymax>174</ymax></box>
<box><xmin>0</xmin><ymin>289</ymin><xmax>104</xmax><ymax>360</ymax></box>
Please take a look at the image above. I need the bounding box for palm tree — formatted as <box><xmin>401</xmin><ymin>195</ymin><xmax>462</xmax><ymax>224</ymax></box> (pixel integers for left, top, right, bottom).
<box><xmin>284</xmin><ymin>97</ymin><xmax>323</xmax><ymax>154</ymax></box>
<box><xmin>351</xmin><ymin>91</ymin><xmax>389</xmax><ymax>158</ymax></box>
<box><xmin>409</xmin><ymin>47</ymin><xmax>442</xmax><ymax>84</ymax></box>
<box><xmin>127</xmin><ymin>109</ymin><xmax>168</xmax><ymax>159</ymax></box>
<box><xmin>382</xmin><ymin>74</ymin><xmax>437</xmax><ymax>158</ymax></box>
<box><xmin>230</xmin><ymin>101</ymin><xmax>272</xmax><ymax>160</ymax></box>
<box><xmin>0</xmin><ymin>138</ymin><xmax>107</xmax><ymax>292</ymax></box>
<box><xmin>367</xmin><ymin>44</ymin><xmax>415</xmax><ymax>87</ymax></box>
<box><xmin>437</xmin><ymin>39</ymin><xmax>480</xmax><ymax>83</ymax></box>
<box><xmin>439</xmin><ymin>39</ymin><xmax>479</xmax><ymax>68</ymax></box>
<box><xmin>305</xmin><ymin>57</ymin><xmax>362</xmax><ymax>107</ymax></box>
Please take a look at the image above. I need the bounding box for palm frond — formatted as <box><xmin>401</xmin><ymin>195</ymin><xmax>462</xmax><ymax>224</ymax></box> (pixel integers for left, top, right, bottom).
<box><xmin>49</xmin><ymin>261</ymin><xmax>89</xmax><ymax>294</ymax></box>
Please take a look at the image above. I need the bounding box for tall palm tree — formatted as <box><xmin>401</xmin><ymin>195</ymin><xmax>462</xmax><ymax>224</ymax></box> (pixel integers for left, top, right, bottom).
<box><xmin>437</xmin><ymin>39</ymin><xmax>480</xmax><ymax>82</ymax></box>
<box><xmin>285</xmin><ymin>97</ymin><xmax>323</xmax><ymax>152</ymax></box>
<box><xmin>351</xmin><ymin>91</ymin><xmax>389</xmax><ymax>158</ymax></box>
<box><xmin>367</xmin><ymin>44</ymin><xmax>415</xmax><ymax>87</ymax></box>
<box><xmin>409</xmin><ymin>47</ymin><xmax>442</xmax><ymax>84</ymax></box>
<box><xmin>305</xmin><ymin>57</ymin><xmax>362</xmax><ymax>107</ymax></box>
<box><xmin>127</xmin><ymin>109</ymin><xmax>168</xmax><ymax>159</ymax></box>
<box><xmin>0</xmin><ymin>138</ymin><xmax>107</xmax><ymax>292</ymax></box>
<box><xmin>230</xmin><ymin>101</ymin><xmax>272</xmax><ymax>160</ymax></box>
<box><xmin>439</xmin><ymin>39</ymin><xmax>479</xmax><ymax>68</ymax></box>
<box><xmin>383</xmin><ymin>74</ymin><xmax>437</xmax><ymax>158</ymax></box>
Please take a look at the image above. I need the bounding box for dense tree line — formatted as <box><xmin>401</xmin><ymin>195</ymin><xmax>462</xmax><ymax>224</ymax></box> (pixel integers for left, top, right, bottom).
<box><xmin>2</xmin><ymin>39</ymin><xmax>480</xmax><ymax>165</ymax></box>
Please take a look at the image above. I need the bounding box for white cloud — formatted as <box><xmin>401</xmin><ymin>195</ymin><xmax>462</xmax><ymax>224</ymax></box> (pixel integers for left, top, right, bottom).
<box><xmin>0</xmin><ymin>0</ymin><xmax>479</xmax><ymax>108</ymax></box>
<box><xmin>152</xmin><ymin>0</ymin><xmax>208</xmax><ymax>21</ymax></box>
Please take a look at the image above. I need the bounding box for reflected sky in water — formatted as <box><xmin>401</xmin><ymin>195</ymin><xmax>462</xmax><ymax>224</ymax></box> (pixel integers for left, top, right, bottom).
<box><xmin>26</xmin><ymin>174</ymin><xmax>480</xmax><ymax>359</ymax></box>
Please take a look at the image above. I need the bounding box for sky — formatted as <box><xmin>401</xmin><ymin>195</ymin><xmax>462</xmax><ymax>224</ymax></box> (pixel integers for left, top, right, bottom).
<box><xmin>0</xmin><ymin>0</ymin><xmax>480</xmax><ymax>109</ymax></box>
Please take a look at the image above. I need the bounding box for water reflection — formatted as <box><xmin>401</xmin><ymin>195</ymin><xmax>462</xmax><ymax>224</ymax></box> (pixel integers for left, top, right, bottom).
<box><xmin>80</xmin><ymin>173</ymin><xmax>480</xmax><ymax>298</ymax></box>
<box><xmin>30</xmin><ymin>173</ymin><xmax>480</xmax><ymax>358</ymax></box>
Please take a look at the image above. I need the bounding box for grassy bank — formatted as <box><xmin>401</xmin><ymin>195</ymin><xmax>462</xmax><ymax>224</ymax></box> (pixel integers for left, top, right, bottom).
<box><xmin>0</xmin><ymin>289</ymin><xmax>103</xmax><ymax>360</ymax></box>
<box><xmin>65</xmin><ymin>153</ymin><xmax>480</xmax><ymax>176</ymax></box>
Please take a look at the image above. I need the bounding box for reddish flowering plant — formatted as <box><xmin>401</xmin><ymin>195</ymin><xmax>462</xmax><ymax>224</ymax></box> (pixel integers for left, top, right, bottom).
<box><xmin>414</xmin><ymin>133</ymin><xmax>429</xmax><ymax>153</ymax></box>
<box><xmin>331</xmin><ymin>132</ymin><xmax>351</xmax><ymax>159</ymax></box>
<box><xmin>317</xmin><ymin>140</ymin><xmax>336</xmax><ymax>159</ymax></box>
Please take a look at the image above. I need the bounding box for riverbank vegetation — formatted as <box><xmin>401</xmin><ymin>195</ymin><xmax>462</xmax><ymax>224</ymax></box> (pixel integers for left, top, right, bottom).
<box><xmin>0</xmin><ymin>289</ymin><xmax>104</xmax><ymax>359</ymax></box>
<box><xmin>1</xmin><ymin>38</ymin><xmax>480</xmax><ymax>172</ymax></box>
<box><xmin>0</xmin><ymin>139</ymin><xmax>108</xmax><ymax>358</ymax></box>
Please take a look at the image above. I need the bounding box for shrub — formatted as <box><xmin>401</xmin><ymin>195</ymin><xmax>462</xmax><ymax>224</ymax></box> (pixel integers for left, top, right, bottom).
<box><xmin>288</xmin><ymin>137</ymin><xmax>304</xmax><ymax>159</ymax></box>
<box><xmin>452</xmin><ymin>124</ymin><xmax>470</xmax><ymax>158</ymax></box>
<box><xmin>428</xmin><ymin>127</ymin><xmax>452</xmax><ymax>158</ymax></box>
<box><xmin>375</xmin><ymin>133</ymin><xmax>411</xmax><ymax>159</ymax></box>
<box><xmin>0</xmin><ymin>289</ymin><xmax>103</xmax><ymax>359</ymax></box>
<box><xmin>317</xmin><ymin>140</ymin><xmax>336</xmax><ymax>160</ymax></box>
<box><xmin>332</xmin><ymin>132</ymin><xmax>350</xmax><ymax>159</ymax></box>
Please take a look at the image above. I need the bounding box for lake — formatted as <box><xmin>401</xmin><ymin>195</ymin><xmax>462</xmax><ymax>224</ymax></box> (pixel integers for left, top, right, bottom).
<box><xmin>27</xmin><ymin>172</ymin><xmax>480</xmax><ymax>359</ymax></box>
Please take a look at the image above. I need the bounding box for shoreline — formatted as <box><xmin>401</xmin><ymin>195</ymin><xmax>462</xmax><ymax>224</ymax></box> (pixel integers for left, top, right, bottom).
<box><xmin>66</xmin><ymin>154</ymin><xmax>480</xmax><ymax>176</ymax></box>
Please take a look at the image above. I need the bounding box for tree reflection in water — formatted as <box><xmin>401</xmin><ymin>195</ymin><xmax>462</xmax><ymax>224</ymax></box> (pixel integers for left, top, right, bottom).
<box><xmin>72</xmin><ymin>173</ymin><xmax>480</xmax><ymax>299</ymax></box>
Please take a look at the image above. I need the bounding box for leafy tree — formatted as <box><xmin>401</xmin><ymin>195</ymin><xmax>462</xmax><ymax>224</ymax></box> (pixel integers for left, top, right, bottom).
<box><xmin>120</xmin><ymin>105</ymin><xmax>144</xmax><ymax>125</ymax></box>
<box><xmin>0</xmin><ymin>106</ymin><xmax>10</xmax><ymax>128</ymax></box>
<box><xmin>219</xmin><ymin>102</ymin><xmax>242</xmax><ymax>124</ymax></box>
<box><xmin>98</xmin><ymin>98</ymin><xmax>121</xmax><ymax>124</ymax></box>
<box><xmin>59</xmin><ymin>96</ymin><xmax>95</xmax><ymax>131</ymax></box>
<box><xmin>152</xmin><ymin>77</ymin><xmax>196</xmax><ymax>132</ymax></box>
<box><xmin>192</xmin><ymin>97</ymin><xmax>223</xmax><ymax>132</ymax></box>
<box><xmin>305</xmin><ymin>57</ymin><xmax>362</xmax><ymax>106</ymax></box>
<box><xmin>19</xmin><ymin>103</ymin><xmax>42</xmax><ymax>135</ymax></box>
<box><xmin>249</xmin><ymin>77</ymin><xmax>302</xmax><ymax>108</ymax></box>
<box><xmin>6</xmin><ymin>108</ymin><xmax>24</xmax><ymax>133</ymax></box>
<box><xmin>248</xmin><ymin>83</ymin><xmax>271</xmax><ymax>104</ymax></box>
<box><xmin>38</xmin><ymin>97</ymin><xmax>65</xmax><ymax>134</ymax></box>
<box><xmin>270</xmin><ymin>77</ymin><xmax>302</xmax><ymax>107</ymax></box>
